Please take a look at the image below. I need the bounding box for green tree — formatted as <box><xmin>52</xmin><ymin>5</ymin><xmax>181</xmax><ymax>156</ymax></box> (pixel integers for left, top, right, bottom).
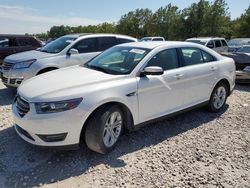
<box><xmin>117</xmin><ymin>8</ymin><xmax>152</xmax><ymax>38</ymax></box>
<box><xmin>233</xmin><ymin>6</ymin><xmax>250</xmax><ymax>37</ymax></box>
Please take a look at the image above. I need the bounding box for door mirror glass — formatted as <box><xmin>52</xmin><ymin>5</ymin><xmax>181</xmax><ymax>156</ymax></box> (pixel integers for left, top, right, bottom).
<box><xmin>141</xmin><ymin>66</ymin><xmax>164</xmax><ymax>76</ymax></box>
<box><xmin>68</xmin><ymin>48</ymin><xmax>79</xmax><ymax>55</ymax></box>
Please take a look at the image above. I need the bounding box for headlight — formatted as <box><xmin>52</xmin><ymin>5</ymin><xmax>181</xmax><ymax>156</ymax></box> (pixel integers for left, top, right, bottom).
<box><xmin>35</xmin><ymin>98</ymin><xmax>83</xmax><ymax>114</ymax></box>
<box><xmin>13</xmin><ymin>59</ymin><xmax>36</xmax><ymax>69</ymax></box>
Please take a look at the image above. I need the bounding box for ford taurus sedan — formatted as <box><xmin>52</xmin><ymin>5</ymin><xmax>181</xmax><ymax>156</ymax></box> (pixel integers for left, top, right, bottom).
<box><xmin>12</xmin><ymin>42</ymin><xmax>235</xmax><ymax>154</ymax></box>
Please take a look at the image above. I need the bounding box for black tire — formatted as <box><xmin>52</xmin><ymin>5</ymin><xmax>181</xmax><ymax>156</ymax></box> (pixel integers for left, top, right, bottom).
<box><xmin>85</xmin><ymin>105</ymin><xmax>124</xmax><ymax>154</ymax></box>
<box><xmin>207</xmin><ymin>82</ymin><xmax>228</xmax><ymax>112</ymax></box>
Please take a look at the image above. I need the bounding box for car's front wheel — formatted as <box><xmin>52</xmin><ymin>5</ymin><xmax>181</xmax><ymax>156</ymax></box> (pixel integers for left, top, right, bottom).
<box><xmin>85</xmin><ymin>105</ymin><xmax>124</xmax><ymax>154</ymax></box>
<box><xmin>207</xmin><ymin>82</ymin><xmax>228</xmax><ymax>112</ymax></box>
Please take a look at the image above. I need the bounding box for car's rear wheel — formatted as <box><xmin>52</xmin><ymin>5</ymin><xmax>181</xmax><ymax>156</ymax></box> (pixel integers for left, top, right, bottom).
<box><xmin>85</xmin><ymin>105</ymin><xmax>123</xmax><ymax>154</ymax></box>
<box><xmin>207</xmin><ymin>82</ymin><xmax>228</xmax><ymax>112</ymax></box>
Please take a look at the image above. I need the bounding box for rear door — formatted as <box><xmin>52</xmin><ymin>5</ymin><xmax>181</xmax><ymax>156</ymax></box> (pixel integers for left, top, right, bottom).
<box><xmin>179</xmin><ymin>47</ymin><xmax>218</xmax><ymax>106</ymax></box>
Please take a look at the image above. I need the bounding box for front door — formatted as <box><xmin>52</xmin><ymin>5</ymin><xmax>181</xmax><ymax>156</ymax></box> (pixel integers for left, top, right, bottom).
<box><xmin>137</xmin><ymin>48</ymin><xmax>186</xmax><ymax>122</ymax></box>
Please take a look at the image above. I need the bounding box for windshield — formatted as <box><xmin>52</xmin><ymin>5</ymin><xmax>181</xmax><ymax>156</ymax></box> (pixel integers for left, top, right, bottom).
<box><xmin>84</xmin><ymin>46</ymin><xmax>150</xmax><ymax>75</ymax></box>
<box><xmin>237</xmin><ymin>46</ymin><xmax>250</xmax><ymax>53</ymax></box>
<box><xmin>140</xmin><ymin>38</ymin><xmax>152</xmax><ymax>42</ymax></box>
<box><xmin>39</xmin><ymin>36</ymin><xmax>77</xmax><ymax>53</ymax></box>
<box><xmin>228</xmin><ymin>39</ymin><xmax>250</xmax><ymax>47</ymax></box>
<box><xmin>186</xmin><ymin>40</ymin><xmax>207</xmax><ymax>45</ymax></box>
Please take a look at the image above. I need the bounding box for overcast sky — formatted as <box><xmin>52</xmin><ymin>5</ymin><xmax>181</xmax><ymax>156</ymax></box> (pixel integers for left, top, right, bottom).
<box><xmin>0</xmin><ymin>0</ymin><xmax>249</xmax><ymax>34</ymax></box>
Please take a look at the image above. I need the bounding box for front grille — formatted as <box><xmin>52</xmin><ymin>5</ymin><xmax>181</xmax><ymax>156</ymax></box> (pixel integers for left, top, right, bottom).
<box><xmin>1</xmin><ymin>76</ymin><xmax>8</xmax><ymax>84</ymax></box>
<box><xmin>9</xmin><ymin>78</ymin><xmax>16</xmax><ymax>85</ymax></box>
<box><xmin>2</xmin><ymin>61</ymin><xmax>13</xmax><ymax>71</ymax></box>
<box><xmin>16</xmin><ymin>95</ymin><xmax>30</xmax><ymax>117</ymax></box>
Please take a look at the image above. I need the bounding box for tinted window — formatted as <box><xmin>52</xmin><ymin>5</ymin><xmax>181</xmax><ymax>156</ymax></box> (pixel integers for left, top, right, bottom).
<box><xmin>201</xmin><ymin>51</ymin><xmax>215</xmax><ymax>62</ymax></box>
<box><xmin>215</xmin><ymin>40</ymin><xmax>222</xmax><ymax>47</ymax></box>
<box><xmin>181</xmin><ymin>48</ymin><xmax>203</xmax><ymax>66</ymax></box>
<box><xmin>146</xmin><ymin>49</ymin><xmax>178</xmax><ymax>71</ymax></box>
<box><xmin>221</xmin><ymin>40</ymin><xmax>228</xmax><ymax>46</ymax></box>
<box><xmin>73</xmin><ymin>38</ymin><xmax>98</xmax><ymax>53</ymax></box>
<box><xmin>207</xmin><ymin>40</ymin><xmax>214</xmax><ymax>48</ymax></box>
<box><xmin>17</xmin><ymin>37</ymin><xmax>33</xmax><ymax>46</ymax></box>
<box><xmin>152</xmin><ymin>38</ymin><xmax>164</xmax><ymax>41</ymax></box>
<box><xmin>0</xmin><ymin>38</ymin><xmax>10</xmax><ymax>47</ymax></box>
<box><xmin>117</xmin><ymin>38</ymin><xmax>135</xmax><ymax>44</ymax></box>
<box><xmin>98</xmin><ymin>37</ymin><xmax>117</xmax><ymax>51</ymax></box>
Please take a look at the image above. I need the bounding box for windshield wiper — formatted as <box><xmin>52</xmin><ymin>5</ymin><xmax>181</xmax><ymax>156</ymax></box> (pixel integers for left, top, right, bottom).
<box><xmin>39</xmin><ymin>49</ymin><xmax>50</xmax><ymax>53</ymax></box>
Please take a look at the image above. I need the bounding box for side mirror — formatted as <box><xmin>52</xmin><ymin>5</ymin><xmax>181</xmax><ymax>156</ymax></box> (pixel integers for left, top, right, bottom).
<box><xmin>141</xmin><ymin>66</ymin><xmax>164</xmax><ymax>76</ymax></box>
<box><xmin>67</xmin><ymin>48</ymin><xmax>79</xmax><ymax>56</ymax></box>
<box><xmin>207</xmin><ymin>44</ymin><xmax>214</xmax><ymax>49</ymax></box>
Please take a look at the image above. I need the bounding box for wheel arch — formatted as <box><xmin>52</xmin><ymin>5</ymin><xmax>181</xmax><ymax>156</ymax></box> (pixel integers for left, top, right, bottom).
<box><xmin>36</xmin><ymin>66</ymin><xmax>59</xmax><ymax>75</ymax></box>
<box><xmin>213</xmin><ymin>78</ymin><xmax>231</xmax><ymax>97</ymax></box>
<box><xmin>79</xmin><ymin>101</ymin><xmax>135</xmax><ymax>143</ymax></box>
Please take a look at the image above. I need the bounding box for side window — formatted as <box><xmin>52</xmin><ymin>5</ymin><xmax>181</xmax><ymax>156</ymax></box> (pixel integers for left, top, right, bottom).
<box><xmin>152</xmin><ymin>38</ymin><xmax>164</xmax><ymax>41</ymax></box>
<box><xmin>117</xmin><ymin>38</ymin><xmax>134</xmax><ymax>44</ymax></box>
<box><xmin>17</xmin><ymin>37</ymin><xmax>33</xmax><ymax>46</ymax></box>
<box><xmin>146</xmin><ymin>49</ymin><xmax>178</xmax><ymax>71</ymax></box>
<box><xmin>201</xmin><ymin>50</ymin><xmax>215</xmax><ymax>62</ymax></box>
<box><xmin>73</xmin><ymin>38</ymin><xmax>98</xmax><ymax>53</ymax></box>
<box><xmin>0</xmin><ymin>38</ymin><xmax>10</xmax><ymax>47</ymax></box>
<box><xmin>215</xmin><ymin>40</ymin><xmax>222</xmax><ymax>47</ymax></box>
<box><xmin>221</xmin><ymin>40</ymin><xmax>228</xmax><ymax>47</ymax></box>
<box><xmin>206</xmin><ymin>40</ymin><xmax>214</xmax><ymax>48</ymax></box>
<box><xmin>98</xmin><ymin>37</ymin><xmax>117</xmax><ymax>51</ymax></box>
<box><xmin>181</xmin><ymin>48</ymin><xmax>203</xmax><ymax>66</ymax></box>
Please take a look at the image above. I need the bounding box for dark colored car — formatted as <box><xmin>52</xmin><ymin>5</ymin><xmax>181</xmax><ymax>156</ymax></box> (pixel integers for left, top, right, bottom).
<box><xmin>221</xmin><ymin>45</ymin><xmax>250</xmax><ymax>83</ymax></box>
<box><xmin>0</xmin><ymin>34</ymin><xmax>42</xmax><ymax>69</ymax></box>
<box><xmin>227</xmin><ymin>38</ymin><xmax>250</xmax><ymax>52</ymax></box>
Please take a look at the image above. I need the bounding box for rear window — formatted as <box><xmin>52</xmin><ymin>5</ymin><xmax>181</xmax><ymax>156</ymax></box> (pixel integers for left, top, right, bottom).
<box><xmin>221</xmin><ymin>40</ymin><xmax>228</xmax><ymax>47</ymax></box>
<box><xmin>117</xmin><ymin>38</ymin><xmax>135</xmax><ymax>44</ymax></box>
<box><xmin>98</xmin><ymin>37</ymin><xmax>117</xmax><ymax>51</ymax></box>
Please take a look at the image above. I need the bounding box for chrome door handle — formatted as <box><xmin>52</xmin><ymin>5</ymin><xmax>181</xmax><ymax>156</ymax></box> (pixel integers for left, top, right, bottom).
<box><xmin>210</xmin><ymin>66</ymin><xmax>217</xmax><ymax>71</ymax></box>
<box><xmin>174</xmin><ymin>74</ymin><xmax>184</xmax><ymax>80</ymax></box>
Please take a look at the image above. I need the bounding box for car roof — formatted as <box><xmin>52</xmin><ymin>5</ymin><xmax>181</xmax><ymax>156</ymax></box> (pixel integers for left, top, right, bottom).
<box><xmin>64</xmin><ymin>33</ymin><xmax>137</xmax><ymax>40</ymax></box>
<box><xmin>117</xmin><ymin>41</ymin><xmax>207</xmax><ymax>50</ymax></box>
<box><xmin>187</xmin><ymin>37</ymin><xmax>226</xmax><ymax>41</ymax></box>
<box><xmin>0</xmin><ymin>34</ymin><xmax>34</xmax><ymax>38</ymax></box>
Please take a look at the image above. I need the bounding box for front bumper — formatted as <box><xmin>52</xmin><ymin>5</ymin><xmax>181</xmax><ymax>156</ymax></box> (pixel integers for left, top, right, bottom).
<box><xmin>1</xmin><ymin>68</ymin><xmax>28</xmax><ymax>87</ymax></box>
<box><xmin>12</xmin><ymin>100</ymin><xmax>88</xmax><ymax>148</ymax></box>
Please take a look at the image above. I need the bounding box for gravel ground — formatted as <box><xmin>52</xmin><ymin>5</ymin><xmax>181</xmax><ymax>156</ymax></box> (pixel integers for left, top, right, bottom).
<box><xmin>0</xmin><ymin>81</ymin><xmax>249</xmax><ymax>188</ymax></box>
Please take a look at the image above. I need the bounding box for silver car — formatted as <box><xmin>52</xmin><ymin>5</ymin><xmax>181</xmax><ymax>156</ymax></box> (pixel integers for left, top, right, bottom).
<box><xmin>1</xmin><ymin>33</ymin><xmax>137</xmax><ymax>87</ymax></box>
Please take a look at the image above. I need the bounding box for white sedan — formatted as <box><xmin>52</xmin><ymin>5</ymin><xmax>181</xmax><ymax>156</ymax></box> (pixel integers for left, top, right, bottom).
<box><xmin>12</xmin><ymin>41</ymin><xmax>235</xmax><ymax>154</ymax></box>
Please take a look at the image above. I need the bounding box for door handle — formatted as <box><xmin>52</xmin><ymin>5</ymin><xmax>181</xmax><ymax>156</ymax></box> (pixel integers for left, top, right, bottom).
<box><xmin>210</xmin><ymin>66</ymin><xmax>217</xmax><ymax>71</ymax></box>
<box><xmin>174</xmin><ymin>74</ymin><xmax>184</xmax><ymax>80</ymax></box>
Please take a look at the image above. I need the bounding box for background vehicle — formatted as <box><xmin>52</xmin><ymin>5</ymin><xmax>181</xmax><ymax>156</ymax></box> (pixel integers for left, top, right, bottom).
<box><xmin>1</xmin><ymin>33</ymin><xmax>137</xmax><ymax>87</ymax></box>
<box><xmin>140</xmin><ymin>37</ymin><xmax>165</xmax><ymax>41</ymax></box>
<box><xmin>0</xmin><ymin>34</ymin><xmax>42</xmax><ymax>73</ymax></box>
<box><xmin>186</xmin><ymin>37</ymin><xmax>228</xmax><ymax>53</ymax></box>
<box><xmin>221</xmin><ymin>45</ymin><xmax>250</xmax><ymax>83</ymax></box>
<box><xmin>228</xmin><ymin>38</ymin><xmax>250</xmax><ymax>52</ymax></box>
<box><xmin>221</xmin><ymin>45</ymin><xmax>250</xmax><ymax>70</ymax></box>
<box><xmin>13</xmin><ymin>41</ymin><xmax>235</xmax><ymax>154</ymax></box>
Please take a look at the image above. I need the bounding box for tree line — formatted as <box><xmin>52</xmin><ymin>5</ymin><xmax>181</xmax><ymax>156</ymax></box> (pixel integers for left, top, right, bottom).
<box><xmin>35</xmin><ymin>0</ymin><xmax>250</xmax><ymax>40</ymax></box>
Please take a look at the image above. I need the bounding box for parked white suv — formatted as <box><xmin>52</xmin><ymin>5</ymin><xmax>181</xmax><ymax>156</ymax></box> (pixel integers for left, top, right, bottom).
<box><xmin>186</xmin><ymin>37</ymin><xmax>229</xmax><ymax>53</ymax></box>
<box><xmin>13</xmin><ymin>41</ymin><xmax>235</xmax><ymax>154</ymax></box>
<box><xmin>1</xmin><ymin>34</ymin><xmax>137</xmax><ymax>87</ymax></box>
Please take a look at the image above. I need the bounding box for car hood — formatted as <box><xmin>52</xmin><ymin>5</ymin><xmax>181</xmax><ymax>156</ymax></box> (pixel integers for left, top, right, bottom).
<box><xmin>5</xmin><ymin>50</ymin><xmax>58</xmax><ymax>63</ymax></box>
<box><xmin>221</xmin><ymin>52</ymin><xmax>250</xmax><ymax>64</ymax></box>
<box><xmin>18</xmin><ymin>66</ymin><xmax>127</xmax><ymax>102</ymax></box>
